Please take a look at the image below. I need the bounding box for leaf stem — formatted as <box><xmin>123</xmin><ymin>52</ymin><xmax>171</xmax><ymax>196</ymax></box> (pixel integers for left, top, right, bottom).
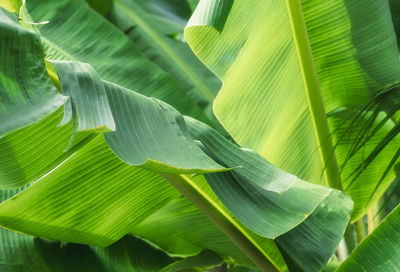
<box><xmin>285</xmin><ymin>0</ymin><xmax>341</xmax><ymax>190</ymax></box>
<box><xmin>285</xmin><ymin>0</ymin><xmax>357</xmax><ymax>259</ymax></box>
<box><xmin>161</xmin><ymin>173</ymin><xmax>279</xmax><ymax>272</ymax></box>
<box><xmin>354</xmin><ymin>217</ymin><xmax>367</xmax><ymax>243</ymax></box>
<box><xmin>342</xmin><ymin>224</ymin><xmax>357</xmax><ymax>258</ymax></box>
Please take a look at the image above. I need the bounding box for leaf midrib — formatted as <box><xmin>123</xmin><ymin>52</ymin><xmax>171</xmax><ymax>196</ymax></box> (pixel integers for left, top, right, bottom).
<box><xmin>286</xmin><ymin>0</ymin><xmax>341</xmax><ymax>190</ymax></box>
<box><xmin>41</xmin><ymin>36</ymin><xmax>78</xmax><ymax>61</ymax></box>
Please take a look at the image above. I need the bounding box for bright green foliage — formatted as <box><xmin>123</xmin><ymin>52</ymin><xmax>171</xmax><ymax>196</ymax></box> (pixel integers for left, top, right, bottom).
<box><xmin>186</xmin><ymin>0</ymin><xmax>400</xmax><ymax>220</ymax></box>
<box><xmin>337</xmin><ymin>204</ymin><xmax>400</xmax><ymax>271</ymax></box>
<box><xmin>0</xmin><ymin>123</ymin><xmax>286</xmax><ymax>268</ymax></box>
<box><xmin>52</xmin><ymin>60</ymin><xmax>225</xmax><ymax>173</ymax></box>
<box><xmin>0</xmin><ymin>7</ymin><xmax>66</xmax><ymax>137</ymax></box>
<box><xmin>0</xmin><ymin>187</ymin><xmax>222</xmax><ymax>272</ymax></box>
<box><xmin>27</xmin><ymin>0</ymin><xmax>208</xmax><ymax>122</ymax></box>
<box><xmin>108</xmin><ymin>0</ymin><xmax>221</xmax><ymax>111</ymax></box>
<box><xmin>1</xmin><ymin>0</ymin><xmax>400</xmax><ymax>271</ymax></box>
<box><xmin>185</xmin><ymin>117</ymin><xmax>352</xmax><ymax>271</ymax></box>
<box><xmin>0</xmin><ymin>108</ymin><xmax>94</xmax><ymax>188</ymax></box>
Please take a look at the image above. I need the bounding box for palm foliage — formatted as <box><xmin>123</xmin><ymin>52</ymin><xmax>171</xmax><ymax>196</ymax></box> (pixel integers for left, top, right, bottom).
<box><xmin>1</xmin><ymin>0</ymin><xmax>400</xmax><ymax>271</ymax></box>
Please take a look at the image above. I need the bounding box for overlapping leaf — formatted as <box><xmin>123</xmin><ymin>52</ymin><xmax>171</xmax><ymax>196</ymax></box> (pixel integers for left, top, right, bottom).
<box><xmin>185</xmin><ymin>0</ymin><xmax>400</xmax><ymax>220</ymax></box>
<box><xmin>0</xmin><ymin>132</ymin><xmax>287</xmax><ymax>270</ymax></box>
<box><xmin>0</xmin><ymin>1</ymin><xmax>367</xmax><ymax>271</ymax></box>
<box><xmin>51</xmin><ymin>60</ymin><xmax>224</xmax><ymax>173</ymax></box>
<box><xmin>0</xmin><ymin>2</ymin><xmax>287</xmax><ymax>270</ymax></box>
<box><xmin>0</xmin><ymin>186</ymin><xmax>183</xmax><ymax>272</ymax></box>
<box><xmin>0</xmin><ymin>7</ymin><xmax>90</xmax><ymax>189</ymax></box>
<box><xmin>49</xmin><ymin>57</ymin><xmax>351</xmax><ymax>270</ymax></box>
<box><xmin>0</xmin><ymin>7</ymin><xmax>66</xmax><ymax>137</ymax></box>
<box><xmin>105</xmin><ymin>0</ymin><xmax>221</xmax><ymax>112</ymax></box>
<box><xmin>26</xmin><ymin>0</ymin><xmax>209</xmax><ymax>123</ymax></box>
<box><xmin>185</xmin><ymin>117</ymin><xmax>353</xmax><ymax>271</ymax></box>
<box><xmin>1</xmin><ymin>47</ymin><xmax>338</xmax><ymax>270</ymax></box>
<box><xmin>49</xmin><ymin>60</ymin><xmax>115</xmax><ymax>133</ymax></box>
<box><xmin>337</xmin><ymin>204</ymin><xmax>400</xmax><ymax>272</ymax></box>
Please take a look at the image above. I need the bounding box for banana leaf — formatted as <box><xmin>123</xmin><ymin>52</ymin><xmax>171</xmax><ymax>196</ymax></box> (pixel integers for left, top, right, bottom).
<box><xmin>337</xmin><ymin>204</ymin><xmax>400</xmax><ymax>272</ymax></box>
<box><xmin>0</xmin><ymin>0</ymin><xmax>365</xmax><ymax>271</ymax></box>
<box><xmin>26</xmin><ymin>0</ymin><xmax>209</xmax><ymax>123</ymax></box>
<box><xmin>185</xmin><ymin>0</ymin><xmax>400</xmax><ymax>220</ymax></box>
<box><xmin>0</xmin><ymin>7</ymin><xmax>66</xmax><ymax>138</ymax></box>
<box><xmin>104</xmin><ymin>0</ymin><xmax>221</xmax><ymax>113</ymax></box>
<box><xmin>0</xmin><ymin>186</ymin><xmax>221</xmax><ymax>272</ymax></box>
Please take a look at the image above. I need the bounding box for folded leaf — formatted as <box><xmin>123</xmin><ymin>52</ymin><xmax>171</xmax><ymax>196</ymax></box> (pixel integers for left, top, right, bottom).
<box><xmin>49</xmin><ymin>60</ymin><xmax>115</xmax><ymax>132</ymax></box>
<box><xmin>185</xmin><ymin>116</ymin><xmax>353</xmax><ymax>271</ymax></box>
<box><xmin>51</xmin><ymin>59</ymin><xmax>224</xmax><ymax>173</ymax></box>
<box><xmin>26</xmin><ymin>0</ymin><xmax>209</xmax><ymax>123</ymax></box>
<box><xmin>104</xmin><ymin>80</ymin><xmax>224</xmax><ymax>173</ymax></box>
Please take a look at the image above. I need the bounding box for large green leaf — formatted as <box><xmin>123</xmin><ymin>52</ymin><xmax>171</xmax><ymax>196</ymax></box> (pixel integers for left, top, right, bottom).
<box><xmin>185</xmin><ymin>116</ymin><xmax>329</xmax><ymax>236</ymax></box>
<box><xmin>0</xmin><ymin>106</ymin><xmax>96</xmax><ymax>189</ymax></box>
<box><xmin>0</xmin><ymin>7</ymin><xmax>66</xmax><ymax>137</ymax></box>
<box><xmin>0</xmin><ymin>187</ymin><xmax>175</xmax><ymax>272</ymax></box>
<box><xmin>0</xmin><ymin>0</ymin><xmax>220</xmax><ymax>189</ymax></box>
<box><xmin>0</xmin><ymin>136</ymin><xmax>180</xmax><ymax>246</ymax></box>
<box><xmin>0</xmin><ymin>133</ymin><xmax>287</xmax><ymax>270</ymax></box>
<box><xmin>186</xmin><ymin>0</ymin><xmax>400</xmax><ymax>220</ymax></box>
<box><xmin>337</xmin><ymin>204</ymin><xmax>400</xmax><ymax>272</ymax></box>
<box><xmin>26</xmin><ymin>0</ymin><xmax>209</xmax><ymax>123</ymax></box>
<box><xmin>0</xmin><ymin>3</ymin><xmax>287</xmax><ymax>269</ymax></box>
<box><xmin>51</xmin><ymin>60</ymin><xmax>224</xmax><ymax>173</ymax></box>
<box><xmin>0</xmin><ymin>1</ymin><xmax>361</xmax><ymax>271</ymax></box>
<box><xmin>49</xmin><ymin>59</ymin><xmax>291</xmax><ymax>269</ymax></box>
<box><xmin>185</xmin><ymin>116</ymin><xmax>353</xmax><ymax>271</ymax></box>
<box><xmin>50</xmin><ymin>55</ymin><xmax>351</xmax><ymax>270</ymax></box>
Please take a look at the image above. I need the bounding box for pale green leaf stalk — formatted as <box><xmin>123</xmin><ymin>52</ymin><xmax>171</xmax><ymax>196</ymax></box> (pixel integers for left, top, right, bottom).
<box><xmin>285</xmin><ymin>0</ymin><xmax>341</xmax><ymax>190</ymax></box>
<box><xmin>161</xmin><ymin>174</ymin><xmax>279</xmax><ymax>272</ymax></box>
